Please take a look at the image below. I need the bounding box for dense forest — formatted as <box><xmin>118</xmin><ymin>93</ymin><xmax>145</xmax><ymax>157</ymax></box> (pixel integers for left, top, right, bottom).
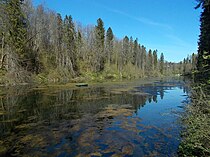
<box><xmin>0</xmin><ymin>0</ymin><xmax>195</xmax><ymax>85</ymax></box>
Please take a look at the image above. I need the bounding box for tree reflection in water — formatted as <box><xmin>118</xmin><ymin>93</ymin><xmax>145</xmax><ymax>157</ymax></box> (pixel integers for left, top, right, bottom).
<box><xmin>0</xmin><ymin>80</ymin><xmax>189</xmax><ymax>156</ymax></box>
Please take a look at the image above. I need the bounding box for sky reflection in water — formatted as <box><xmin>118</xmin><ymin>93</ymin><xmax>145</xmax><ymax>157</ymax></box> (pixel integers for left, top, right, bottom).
<box><xmin>0</xmin><ymin>80</ymin><xmax>189</xmax><ymax>156</ymax></box>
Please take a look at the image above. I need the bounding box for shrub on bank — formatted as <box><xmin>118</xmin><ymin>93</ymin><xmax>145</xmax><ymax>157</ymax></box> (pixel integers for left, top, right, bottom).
<box><xmin>179</xmin><ymin>86</ymin><xmax>210</xmax><ymax>157</ymax></box>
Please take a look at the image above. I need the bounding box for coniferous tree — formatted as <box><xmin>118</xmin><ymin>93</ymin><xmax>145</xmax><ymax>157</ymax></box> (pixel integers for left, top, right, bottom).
<box><xmin>147</xmin><ymin>49</ymin><xmax>153</xmax><ymax>72</ymax></box>
<box><xmin>0</xmin><ymin>1</ymin><xmax>171</xmax><ymax>83</ymax></box>
<box><xmin>6</xmin><ymin>0</ymin><xmax>27</xmax><ymax>59</ymax></box>
<box><xmin>133</xmin><ymin>38</ymin><xmax>138</xmax><ymax>66</ymax></box>
<box><xmin>136</xmin><ymin>44</ymin><xmax>142</xmax><ymax>68</ymax></box>
<box><xmin>56</xmin><ymin>13</ymin><xmax>63</xmax><ymax>67</ymax></box>
<box><xmin>94</xmin><ymin>18</ymin><xmax>105</xmax><ymax>72</ymax></box>
<box><xmin>122</xmin><ymin>36</ymin><xmax>129</xmax><ymax>65</ymax></box>
<box><xmin>106</xmin><ymin>27</ymin><xmax>114</xmax><ymax>66</ymax></box>
<box><xmin>191</xmin><ymin>53</ymin><xmax>197</xmax><ymax>71</ymax></box>
<box><xmin>183</xmin><ymin>58</ymin><xmax>187</xmax><ymax>74</ymax></box>
<box><xmin>68</xmin><ymin>15</ymin><xmax>78</xmax><ymax>72</ymax></box>
<box><xmin>141</xmin><ymin>45</ymin><xmax>147</xmax><ymax>73</ymax></box>
<box><xmin>63</xmin><ymin>15</ymin><xmax>77</xmax><ymax>75</ymax></box>
<box><xmin>196</xmin><ymin>0</ymin><xmax>210</xmax><ymax>75</ymax></box>
<box><xmin>153</xmin><ymin>50</ymin><xmax>158</xmax><ymax>70</ymax></box>
<box><xmin>76</xmin><ymin>31</ymin><xmax>82</xmax><ymax>60</ymax></box>
<box><xmin>129</xmin><ymin>36</ymin><xmax>133</xmax><ymax>63</ymax></box>
<box><xmin>160</xmin><ymin>53</ymin><xmax>164</xmax><ymax>75</ymax></box>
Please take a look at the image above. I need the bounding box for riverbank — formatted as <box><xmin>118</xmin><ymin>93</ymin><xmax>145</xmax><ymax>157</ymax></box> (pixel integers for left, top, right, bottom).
<box><xmin>179</xmin><ymin>85</ymin><xmax>210</xmax><ymax>156</ymax></box>
<box><xmin>0</xmin><ymin>63</ymin><xmax>168</xmax><ymax>86</ymax></box>
<box><xmin>0</xmin><ymin>68</ymin><xmax>165</xmax><ymax>87</ymax></box>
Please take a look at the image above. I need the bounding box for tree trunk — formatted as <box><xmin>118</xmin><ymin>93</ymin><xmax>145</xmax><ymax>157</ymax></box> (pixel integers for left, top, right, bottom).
<box><xmin>0</xmin><ymin>35</ymin><xmax>6</xmax><ymax>69</ymax></box>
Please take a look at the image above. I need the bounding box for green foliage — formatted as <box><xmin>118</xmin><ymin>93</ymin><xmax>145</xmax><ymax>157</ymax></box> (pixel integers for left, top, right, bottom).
<box><xmin>147</xmin><ymin>49</ymin><xmax>153</xmax><ymax>71</ymax></box>
<box><xmin>122</xmin><ymin>36</ymin><xmax>129</xmax><ymax>64</ymax></box>
<box><xmin>153</xmin><ymin>50</ymin><xmax>158</xmax><ymax>69</ymax></box>
<box><xmin>196</xmin><ymin>0</ymin><xmax>210</xmax><ymax>76</ymax></box>
<box><xmin>132</xmin><ymin>38</ymin><xmax>138</xmax><ymax>65</ymax></box>
<box><xmin>34</xmin><ymin>68</ymin><xmax>74</xmax><ymax>84</ymax></box>
<box><xmin>179</xmin><ymin>86</ymin><xmax>210</xmax><ymax>157</ymax></box>
<box><xmin>0</xmin><ymin>1</ymin><xmax>177</xmax><ymax>85</ymax></box>
<box><xmin>121</xmin><ymin>62</ymin><xmax>144</xmax><ymax>79</ymax></box>
<box><xmin>106</xmin><ymin>27</ymin><xmax>114</xmax><ymax>65</ymax></box>
<box><xmin>94</xmin><ymin>18</ymin><xmax>105</xmax><ymax>72</ymax></box>
<box><xmin>6</xmin><ymin>0</ymin><xmax>27</xmax><ymax>58</ymax></box>
<box><xmin>160</xmin><ymin>53</ymin><xmax>164</xmax><ymax>75</ymax></box>
<box><xmin>63</xmin><ymin>15</ymin><xmax>78</xmax><ymax>74</ymax></box>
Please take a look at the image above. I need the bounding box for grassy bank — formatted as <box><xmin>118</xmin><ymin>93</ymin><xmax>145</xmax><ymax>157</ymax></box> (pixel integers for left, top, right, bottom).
<box><xmin>0</xmin><ymin>63</ymin><xmax>165</xmax><ymax>86</ymax></box>
<box><xmin>179</xmin><ymin>85</ymin><xmax>210</xmax><ymax>156</ymax></box>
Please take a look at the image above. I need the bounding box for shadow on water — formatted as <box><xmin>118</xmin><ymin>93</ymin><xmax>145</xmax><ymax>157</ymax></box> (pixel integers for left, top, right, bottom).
<box><xmin>0</xmin><ymin>79</ymin><xmax>190</xmax><ymax>156</ymax></box>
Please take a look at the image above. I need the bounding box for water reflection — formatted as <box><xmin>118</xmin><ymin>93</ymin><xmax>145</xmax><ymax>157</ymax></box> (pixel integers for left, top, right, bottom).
<box><xmin>0</xmin><ymin>80</ymin><xmax>189</xmax><ymax>156</ymax></box>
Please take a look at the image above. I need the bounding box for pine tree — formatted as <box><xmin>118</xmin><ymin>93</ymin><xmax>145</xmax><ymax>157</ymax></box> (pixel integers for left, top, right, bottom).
<box><xmin>122</xmin><ymin>36</ymin><xmax>129</xmax><ymax>65</ymax></box>
<box><xmin>147</xmin><ymin>49</ymin><xmax>153</xmax><ymax>72</ymax></box>
<box><xmin>94</xmin><ymin>18</ymin><xmax>105</xmax><ymax>72</ymax></box>
<box><xmin>196</xmin><ymin>0</ymin><xmax>210</xmax><ymax>75</ymax></box>
<box><xmin>106</xmin><ymin>27</ymin><xmax>114</xmax><ymax>66</ymax></box>
<box><xmin>56</xmin><ymin>13</ymin><xmax>63</xmax><ymax>67</ymax></box>
<box><xmin>133</xmin><ymin>38</ymin><xmax>138</xmax><ymax>66</ymax></box>
<box><xmin>6</xmin><ymin>0</ymin><xmax>27</xmax><ymax>59</ymax></box>
<box><xmin>153</xmin><ymin>50</ymin><xmax>158</xmax><ymax>70</ymax></box>
<box><xmin>191</xmin><ymin>53</ymin><xmax>197</xmax><ymax>70</ymax></box>
<box><xmin>141</xmin><ymin>45</ymin><xmax>146</xmax><ymax>72</ymax></box>
<box><xmin>63</xmin><ymin>15</ymin><xmax>77</xmax><ymax>75</ymax></box>
<box><xmin>160</xmin><ymin>53</ymin><xmax>164</xmax><ymax>75</ymax></box>
<box><xmin>76</xmin><ymin>30</ymin><xmax>82</xmax><ymax>60</ymax></box>
<box><xmin>129</xmin><ymin>36</ymin><xmax>133</xmax><ymax>63</ymax></box>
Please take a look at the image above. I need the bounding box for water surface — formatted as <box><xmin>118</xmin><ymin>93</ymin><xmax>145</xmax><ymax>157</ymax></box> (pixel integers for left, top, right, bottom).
<box><xmin>0</xmin><ymin>79</ymin><xmax>189</xmax><ymax>156</ymax></box>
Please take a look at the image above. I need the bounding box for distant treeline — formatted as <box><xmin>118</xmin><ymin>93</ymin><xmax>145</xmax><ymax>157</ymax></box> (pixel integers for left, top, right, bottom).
<box><xmin>0</xmin><ymin>0</ymin><xmax>195</xmax><ymax>84</ymax></box>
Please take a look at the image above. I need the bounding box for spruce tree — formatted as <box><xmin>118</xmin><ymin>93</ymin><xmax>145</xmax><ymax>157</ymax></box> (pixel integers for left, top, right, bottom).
<box><xmin>141</xmin><ymin>45</ymin><xmax>147</xmax><ymax>72</ymax></box>
<box><xmin>147</xmin><ymin>49</ymin><xmax>153</xmax><ymax>72</ymax></box>
<box><xmin>63</xmin><ymin>15</ymin><xmax>77</xmax><ymax>75</ymax></box>
<box><xmin>160</xmin><ymin>53</ymin><xmax>164</xmax><ymax>75</ymax></box>
<box><xmin>94</xmin><ymin>18</ymin><xmax>105</xmax><ymax>72</ymax></box>
<box><xmin>106</xmin><ymin>27</ymin><xmax>114</xmax><ymax>66</ymax></box>
<box><xmin>122</xmin><ymin>36</ymin><xmax>129</xmax><ymax>65</ymax></box>
<box><xmin>76</xmin><ymin>31</ymin><xmax>82</xmax><ymax>60</ymax></box>
<box><xmin>6</xmin><ymin>0</ymin><xmax>27</xmax><ymax>59</ymax></box>
<box><xmin>133</xmin><ymin>38</ymin><xmax>138</xmax><ymax>66</ymax></box>
<box><xmin>56</xmin><ymin>13</ymin><xmax>63</xmax><ymax>66</ymax></box>
<box><xmin>196</xmin><ymin>0</ymin><xmax>210</xmax><ymax>75</ymax></box>
<box><xmin>129</xmin><ymin>36</ymin><xmax>133</xmax><ymax>63</ymax></box>
<box><xmin>153</xmin><ymin>50</ymin><xmax>158</xmax><ymax>70</ymax></box>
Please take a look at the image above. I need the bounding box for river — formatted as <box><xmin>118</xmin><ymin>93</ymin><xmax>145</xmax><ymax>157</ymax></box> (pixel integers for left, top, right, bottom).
<box><xmin>0</xmin><ymin>78</ymin><xmax>190</xmax><ymax>156</ymax></box>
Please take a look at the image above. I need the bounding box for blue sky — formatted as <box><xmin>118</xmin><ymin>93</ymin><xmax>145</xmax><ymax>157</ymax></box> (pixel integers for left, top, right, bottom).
<box><xmin>33</xmin><ymin>0</ymin><xmax>201</xmax><ymax>62</ymax></box>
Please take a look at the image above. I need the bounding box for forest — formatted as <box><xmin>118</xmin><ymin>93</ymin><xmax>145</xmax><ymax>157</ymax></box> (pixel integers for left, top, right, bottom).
<box><xmin>0</xmin><ymin>0</ymin><xmax>196</xmax><ymax>85</ymax></box>
<box><xmin>0</xmin><ymin>0</ymin><xmax>209</xmax><ymax>156</ymax></box>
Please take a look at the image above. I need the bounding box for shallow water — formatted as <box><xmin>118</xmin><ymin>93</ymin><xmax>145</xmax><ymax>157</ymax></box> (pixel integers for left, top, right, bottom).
<box><xmin>0</xmin><ymin>79</ymin><xmax>189</xmax><ymax>156</ymax></box>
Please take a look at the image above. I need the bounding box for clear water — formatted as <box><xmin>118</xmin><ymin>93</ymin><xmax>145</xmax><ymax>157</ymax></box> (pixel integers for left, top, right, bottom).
<box><xmin>0</xmin><ymin>79</ymin><xmax>189</xmax><ymax>157</ymax></box>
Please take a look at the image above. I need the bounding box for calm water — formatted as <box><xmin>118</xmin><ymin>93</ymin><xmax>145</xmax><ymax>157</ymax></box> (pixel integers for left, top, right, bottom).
<box><xmin>0</xmin><ymin>79</ymin><xmax>189</xmax><ymax>157</ymax></box>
